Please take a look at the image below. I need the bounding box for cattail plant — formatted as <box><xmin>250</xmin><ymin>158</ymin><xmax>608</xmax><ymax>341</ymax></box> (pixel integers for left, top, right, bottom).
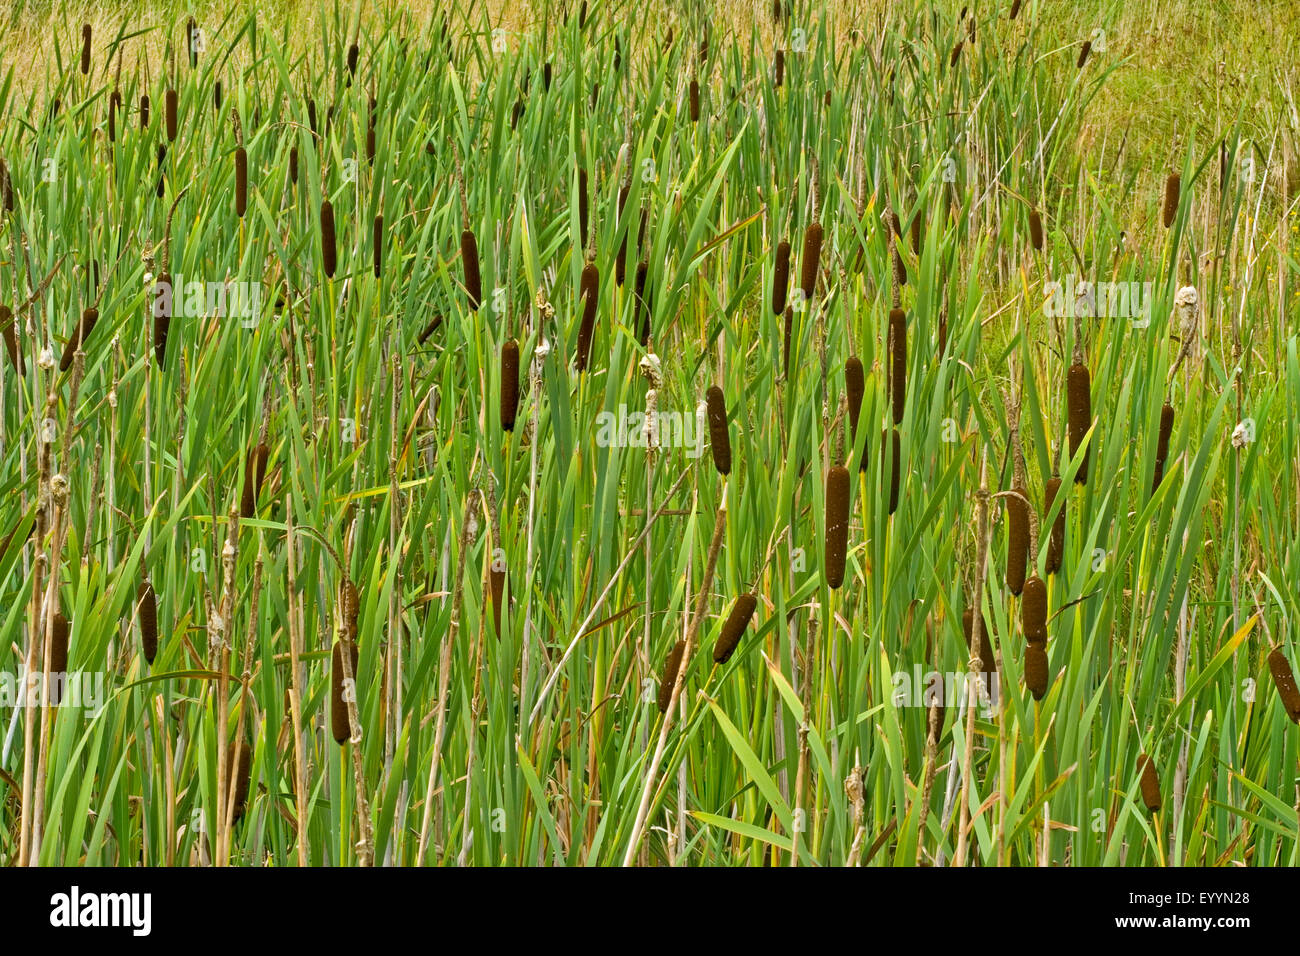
<box><xmin>371</xmin><ymin>214</ymin><xmax>384</xmax><ymax>277</ymax></box>
<box><xmin>689</xmin><ymin>79</ymin><xmax>700</xmax><ymax>122</ymax></box>
<box><xmin>772</xmin><ymin>239</ymin><xmax>790</xmax><ymax>315</ymax></box>
<box><xmin>214</xmin><ymin>80</ymin><xmax>223</xmax><ymax>112</ymax></box>
<box><xmin>1267</xmin><ymin>649</ymin><xmax>1300</xmax><ymax>722</ymax></box>
<box><xmin>889</xmin><ymin>307</ymin><xmax>906</xmax><ymax>423</ymax></box>
<box><xmin>321</xmin><ymin>199</ymin><xmax>337</xmax><ymax>278</ymax></box>
<box><xmin>227</xmin><ymin>738</ymin><xmax>252</xmax><ymax>822</ymax></box>
<box><xmin>347</xmin><ymin>42</ymin><xmax>360</xmax><ymax>78</ymax></box>
<box><xmin>138</xmin><ymin>580</ymin><xmax>158</xmax><ymax>663</ymax></box>
<box><xmin>578</xmin><ymin>167</ymin><xmax>590</xmax><ymax>243</ymax></box>
<box><xmin>713</xmin><ymin>593</ymin><xmax>758</xmax><ymax>664</ymax></box>
<box><xmin>774</xmin><ymin>49</ymin><xmax>785</xmax><ymax>87</ymax></box>
<box><xmin>289</xmin><ymin>146</ymin><xmax>299</xmax><ymax>185</ymax></box>
<box><xmin>108</xmin><ymin>91</ymin><xmax>121</xmax><ymax>142</ymax></box>
<box><xmin>825</xmin><ymin>465</ymin><xmax>850</xmax><ymax>588</ymax></box>
<box><xmin>166</xmin><ymin>88</ymin><xmax>178</xmax><ymax>141</ymax></box>
<box><xmin>59</xmin><ymin>308</ymin><xmax>98</xmax><ymax>371</ymax></box>
<box><xmin>1162</xmin><ymin>173</ymin><xmax>1180</xmax><ymax>228</ymax></box>
<box><xmin>1077</xmin><ymin>40</ymin><xmax>1092</xmax><ymax>68</ymax></box>
<box><xmin>881</xmin><ymin>428</ymin><xmax>901</xmax><ymax>514</ymax></box>
<box><xmin>80</xmin><ymin>24</ymin><xmax>91</xmax><ymax>75</ymax></box>
<box><xmin>1025</xmin><ymin>644</ymin><xmax>1047</xmax><ymax>700</ymax></box>
<box><xmin>153</xmin><ymin>273</ymin><xmax>171</xmax><ymax>367</ymax></box>
<box><xmin>1010</xmin><ymin>0</ymin><xmax>1022</xmax><ymax>18</ymax></box>
<box><xmin>50</xmin><ymin>612</ymin><xmax>71</xmax><ymax>705</ymax></box>
<box><xmin>1028</xmin><ymin>207</ymin><xmax>1043</xmax><ymax>250</ymax></box>
<box><xmin>1067</xmin><ymin>362</ymin><xmax>1091</xmax><ymax>482</ymax></box>
<box><xmin>782</xmin><ymin>305</ymin><xmax>793</xmax><ymax>378</ymax></box>
<box><xmin>800</xmin><ymin>223</ymin><xmax>822</xmax><ymax>302</ymax></box>
<box><xmin>657</xmin><ymin>640</ymin><xmax>686</xmax><ymax>712</ymax></box>
<box><xmin>950</xmin><ymin>41</ymin><xmax>963</xmax><ymax>68</ymax></box>
<box><xmin>240</xmin><ymin>442</ymin><xmax>270</xmax><ymax>518</ymax></box>
<box><xmin>234</xmin><ymin>146</ymin><xmax>247</xmax><ymax>217</ymax></box>
<box><xmin>139</xmin><ymin>94</ymin><xmax>150</xmax><ymax>128</ymax></box>
<box><xmin>1005</xmin><ymin>486</ymin><xmax>1029</xmax><ymax>594</ymax></box>
<box><xmin>501</xmin><ymin>339</ymin><xmax>520</xmax><ymax>432</ymax></box>
<box><xmin>1</xmin><ymin>305</ymin><xmax>22</xmax><ymax>376</ymax></box>
<box><xmin>461</xmin><ymin>228</ymin><xmax>481</xmax><ymax>310</ymax></box>
<box><xmin>845</xmin><ymin>357</ymin><xmax>865</xmax><ymax>451</ymax></box>
<box><xmin>575</xmin><ymin>261</ymin><xmax>599</xmax><ymax>371</ymax></box>
<box><xmin>1137</xmin><ymin>754</ymin><xmax>1161</xmax><ymax>812</ymax></box>
<box><xmin>705</xmin><ymin>386</ymin><xmax>731</xmax><ymax>475</ymax></box>
<box><xmin>1044</xmin><ymin>476</ymin><xmax>1065</xmax><ymax>573</ymax></box>
<box><xmin>331</xmin><ymin>639</ymin><xmax>359</xmax><ymax>743</ymax></box>
<box><xmin>1152</xmin><ymin>402</ymin><xmax>1174</xmax><ymax>493</ymax></box>
<box><xmin>1022</xmin><ymin>574</ymin><xmax>1047</xmax><ymax>643</ymax></box>
<box><xmin>635</xmin><ymin>260</ymin><xmax>651</xmax><ymax>344</ymax></box>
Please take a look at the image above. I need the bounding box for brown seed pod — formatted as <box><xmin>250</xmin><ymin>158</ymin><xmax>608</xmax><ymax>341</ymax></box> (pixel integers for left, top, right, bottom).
<box><xmin>307</xmin><ymin>98</ymin><xmax>317</xmax><ymax>133</ymax></box>
<box><xmin>80</xmin><ymin>24</ymin><xmax>91</xmax><ymax>75</ymax></box>
<box><xmin>1025</xmin><ymin>644</ymin><xmax>1048</xmax><ymax>700</ymax></box>
<box><xmin>138</xmin><ymin>580</ymin><xmax>158</xmax><ymax>664</ymax></box>
<box><xmin>845</xmin><ymin>356</ymin><xmax>865</xmax><ymax>446</ymax></box>
<box><xmin>1022</xmin><ymin>574</ymin><xmax>1047</xmax><ymax>644</ymax></box>
<box><xmin>576</xmin><ymin>262</ymin><xmax>599</xmax><ymax>371</ymax></box>
<box><xmin>772</xmin><ymin>239</ymin><xmax>790</xmax><ymax>315</ymax></box>
<box><xmin>156</xmin><ymin>144</ymin><xmax>167</xmax><ymax>197</ymax></box>
<box><xmin>1163</xmin><ymin>173</ymin><xmax>1180</xmax><ymax>228</ymax></box>
<box><xmin>347</xmin><ymin>42</ymin><xmax>360</xmax><ymax>78</ymax></box>
<box><xmin>501</xmin><ymin>339</ymin><xmax>520</xmax><ymax>432</ymax></box>
<box><xmin>108</xmin><ymin>90</ymin><xmax>121</xmax><ymax>142</ymax></box>
<box><xmin>825</xmin><ymin>465</ymin><xmax>850</xmax><ymax>588</ymax></box>
<box><xmin>881</xmin><ymin>428</ymin><xmax>901</xmax><ymax>514</ymax></box>
<box><xmin>705</xmin><ymin>385</ymin><xmax>731</xmax><ymax>476</ymax></box>
<box><xmin>657</xmin><ymin>639</ymin><xmax>686</xmax><ymax>712</ymax></box>
<box><xmin>889</xmin><ymin>308</ymin><xmax>906</xmax><ymax>424</ymax></box>
<box><xmin>228</xmin><ymin>738</ymin><xmax>253</xmax><ymax>823</ymax></box>
<box><xmin>1044</xmin><ymin>477</ymin><xmax>1065</xmax><ymax>574</ymax></box>
<box><xmin>214</xmin><ymin>80</ymin><xmax>222</xmax><ymax>112</ymax></box>
<box><xmin>1077</xmin><ymin>40</ymin><xmax>1092</xmax><ymax>68</ymax></box>
<box><xmin>578</xmin><ymin>167</ymin><xmax>590</xmax><ymax>243</ymax></box>
<box><xmin>289</xmin><ymin>146</ymin><xmax>298</xmax><ymax>184</ymax></box>
<box><xmin>461</xmin><ymin>228</ymin><xmax>481</xmax><ymax>310</ymax></box>
<box><xmin>234</xmin><ymin>147</ymin><xmax>247</xmax><ymax>217</ymax></box>
<box><xmin>543</xmin><ymin>62</ymin><xmax>552</xmax><ymax>91</ymax></box>
<box><xmin>489</xmin><ymin>566</ymin><xmax>507</xmax><ymax>638</ymax></box>
<box><xmin>152</xmin><ymin>273</ymin><xmax>171</xmax><ymax>367</ymax></box>
<box><xmin>1267</xmin><ymin>649</ymin><xmax>1300</xmax><ymax>723</ymax></box>
<box><xmin>240</xmin><ymin>442</ymin><xmax>270</xmax><ymax>518</ymax></box>
<box><xmin>911</xmin><ymin>208</ymin><xmax>922</xmax><ymax>254</ymax></box>
<box><xmin>331</xmin><ymin>640</ymin><xmax>360</xmax><ymax>743</ymax></box>
<box><xmin>713</xmin><ymin>593</ymin><xmax>758</xmax><ymax>664</ymax></box>
<box><xmin>320</xmin><ymin>200</ymin><xmax>337</xmax><ymax>278</ymax></box>
<box><xmin>60</xmin><ymin>308</ymin><xmax>98</xmax><ymax>371</ymax></box>
<box><xmin>962</xmin><ymin>608</ymin><xmax>997</xmax><ymax>680</ymax></box>
<box><xmin>774</xmin><ymin>49</ymin><xmax>785</xmax><ymax>87</ymax></box>
<box><xmin>139</xmin><ymin>94</ymin><xmax>150</xmax><ymax>128</ymax></box>
<box><xmin>417</xmin><ymin>314</ymin><xmax>444</xmax><ymax>344</ymax></box>
<box><xmin>1028</xmin><ymin>207</ymin><xmax>1044</xmax><ymax>250</ymax></box>
<box><xmin>1152</xmin><ymin>402</ymin><xmax>1174</xmax><ymax>492</ymax></box>
<box><xmin>1006</xmin><ymin>486</ymin><xmax>1029</xmax><ymax>595</ymax></box>
<box><xmin>689</xmin><ymin>79</ymin><xmax>700</xmax><ymax>122</ymax></box>
<box><xmin>165</xmin><ymin>88</ymin><xmax>178</xmax><ymax>141</ymax></box>
<box><xmin>1067</xmin><ymin>363</ymin><xmax>1092</xmax><ymax>483</ymax></box>
<box><xmin>800</xmin><ymin>222</ymin><xmax>823</xmax><ymax>301</ymax></box>
<box><xmin>950</xmin><ymin>41</ymin><xmax>963</xmax><ymax>68</ymax></box>
<box><xmin>372</xmin><ymin>215</ymin><xmax>384</xmax><ymax>277</ymax></box>
<box><xmin>635</xmin><ymin>260</ymin><xmax>651</xmax><ymax>345</ymax></box>
<box><xmin>49</xmin><ymin>611</ymin><xmax>71</xmax><ymax>705</ymax></box>
<box><xmin>1</xmin><ymin>304</ymin><xmax>22</xmax><ymax>376</ymax></box>
<box><xmin>1010</xmin><ymin>0</ymin><xmax>1022</xmax><ymax>18</ymax></box>
<box><xmin>1137</xmin><ymin>754</ymin><xmax>1161</xmax><ymax>812</ymax></box>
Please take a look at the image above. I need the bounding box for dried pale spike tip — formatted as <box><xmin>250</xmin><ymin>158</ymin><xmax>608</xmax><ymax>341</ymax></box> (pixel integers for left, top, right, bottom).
<box><xmin>824</xmin><ymin>465</ymin><xmax>850</xmax><ymax>589</ymax></box>
<box><xmin>1044</xmin><ymin>477</ymin><xmax>1065</xmax><ymax>574</ymax></box>
<box><xmin>881</xmin><ymin>428</ymin><xmax>901</xmax><ymax>515</ymax></box>
<box><xmin>166</xmin><ymin>88</ymin><xmax>178</xmax><ymax>142</ymax></box>
<box><xmin>1028</xmin><ymin>207</ymin><xmax>1043</xmax><ymax>250</ymax></box>
<box><xmin>228</xmin><ymin>738</ymin><xmax>253</xmax><ymax>823</ymax></box>
<box><xmin>461</xmin><ymin>228</ymin><xmax>481</xmax><ymax>310</ymax></box>
<box><xmin>1</xmin><ymin>304</ymin><xmax>23</xmax><ymax>376</ymax></box>
<box><xmin>1152</xmin><ymin>402</ymin><xmax>1174</xmax><ymax>492</ymax></box>
<box><xmin>1163</xmin><ymin>173</ymin><xmax>1180</xmax><ymax>228</ymax></box>
<box><xmin>50</xmin><ymin>611</ymin><xmax>71</xmax><ymax>705</ymax></box>
<box><xmin>153</xmin><ymin>273</ymin><xmax>172</xmax><ymax>367</ymax></box>
<box><xmin>330</xmin><ymin>640</ymin><xmax>360</xmax><ymax>743</ymax></box>
<box><xmin>889</xmin><ymin>308</ymin><xmax>906</xmax><ymax>424</ymax></box>
<box><xmin>1005</xmin><ymin>486</ymin><xmax>1029</xmax><ymax>595</ymax></box>
<box><xmin>845</xmin><ymin>357</ymin><xmax>865</xmax><ymax>446</ymax></box>
<box><xmin>1267</xmin><ymin>649</ymin><xmax>1300</xmax><ymax>723</ymax></box>
<box><xmin>1024</xmin><ymin>644</ymin><xmax>1048</xmax><ymax>700</ymax></box>
<box><xmin>962</xmin><ymin>608</ymin><xmax>997</xmax><ymax>679</ymax></box>
<box><xmin>59</xmin><ymin>308</ymin><xmax>99</xmax><ymax>372</ymax></box>
<box><xmin>1137</xmin><ymin>754</ymin><xmax>1161</xmax><ymax>813</ymax></box>
<box><xmin>1077</xmin><ymin>40</ymin><xmax>1092</xmax><ymax>68</ymax></box>
<box><xmin>800</xmin><ymin>222</ymin><xmax>823</xmax><ymax>301</ymax></box>
<box><xmin>1067</xmin><ymin>362</ymin><xmax>1092</xmax><ymax>483</ymax></box>
<box><xmin>138</xmin><ymin>580</ymin><xmax>159</xmax><ymax>664</ymax></box>
<box><xmin>657</xmin><ymin>640</ymin><xmax>686</xmax><ymax>712</ymax></box>
<box><xmin>500</xmin><ymin>339</ymin><xmax>520</xmax><ymax>432</ymax></box>
<box><xmin>321</xmin><ymin>200</ymin><xmax>337</xmax><ymax>278</ymax></box>
<box><xmin>80</xmin><ymin>24</ymin><xmax>91</xmax><ymax>75</ymax></box>
<box><xmin>235</xmin><ymin>146</ymin><xmax>248</xmax><ymax>218</ymax></box>
<box><xmin>576</xmin><ymin>260</ymin><xmax>602</xmax><ymax>368</ymax></box>
<box><xmin>772</xmin><ymin>239</ymin><xmax>790</xmax><ymax>315</ymax></box>
<box><xmin>705</xmin><ymin>385</ymin><xmax>731</xmax><ymax>476</ymax></box>
<box><xmin>1022</xmin><ymin>574</ymin><xmax>1047</xmax><ymax>644</ymax></box>
<box><xmin>714</xmin><ymin>593</ymin><xmax>758</xmax><ymax>664</ymax></box>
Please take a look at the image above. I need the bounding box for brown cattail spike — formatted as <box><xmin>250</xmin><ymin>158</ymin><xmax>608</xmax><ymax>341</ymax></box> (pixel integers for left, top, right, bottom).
<box><xmin>1163</xmin><ymin>173</ymin><xmax>1180</xmax><ymax>228</ymax></box>
<box><xmin>80</xmin><ymin>24</ymin><xmax>91</xmax><ymax>75</ymax></box>
<box><xmin>1022</xmin><ymin>575</ymin><xmax>1047</xmax><ymax>644</ymax></box>
<box><xmin>825</xmin><ymin>465</ymin><xmax>850</xmax><ymax>588</ymax></box>
<box><xmin>228</xmin><ymin>739</ymin><xmax>253</xmax><ymax>823</ymax></box>
<box><xmin>1067</xmin><ymin>363</ymin><xmax>1092</xmax><ymax>483</ymax></box>
<box><xmin>962</xmin><ymin>608</ymin><xmax>996</xmax><ymax>682</ymax></box>
<box><xmin>713</xmin><ymin>593</ymin><xmax>758</xmax><ymax>664</ymax></box>
<box><xmin>1077</xmin><ymin>40</ymin><xmax>1092</xmax><ymax>68</ymax></box>
<box><xmin>657</xmin><ymin>640</ymin><xmax>686</xmax><ymax>712</ymax></box>
<box><xmin>501</xmin><ymin>339</ymin><xmax>520</xmax><ymax>432</ymax></box>
<box><xmin>882</xmin><ymin>428</ymin><xmax>901</xmax><ymax>515</ymax></box>
<box><xmin>635</xmin><ymin>261</ymin><xmax>650</xmax><ymax>345</ymax></box>
<box><xmin>1267</xmin><ymin>649</ymin><xmax>1300</xmax><ymax>723</ymax></box>
<box><xmin>331</xmin><ymin>640</ymin><xmax>359</xmax><ymax>743</ymax></box>
<box><xmin>889</xmin><ymin>308</ymin><xmax>906</xmax><ymax>423</ymax></box>
<box><xmin>782</xmin><ymin>305</ymin><xmax>794</xmax><ymax>379</ymax></box>
<box><xmin>705</xmin><ymin>386</ymin><xmax>731</xmax><ymax>476</ymax></box>
<box><xmin>774</xmin><ymin>49</ymin><xmax>785</xmax><ymax>87</ymax></box>
<box><xmin>140</xmin><ymin>94</ymin><xmax>150</xmax><ymax>128</ymax></box>
<box><xmin>1152</xmin><ymin>402</ymin><xmax>1174</xmax><ymax>493</ymax></box>
<box><xmin>800</xmin><ymin>223</ymin><xmax>823</xmax><ymax>301</ymax></box>
<box><xmin>1025</xmin><ymin>645</ymin><xmax>1048</xmax><ymax>700</ymax></box>
<box><xmin>153</xmin><ymin>274</ymin><xmax>171</xmax><ymax>367</ymax></box>
<box><xmin>772</xmin><ymin>239</ymin><xmax>790</xmax><ymax>315</ymax></box>
<box><xmin>166</xmin><ymin>89</ymin><xmax>178</xmax><ymax>141</ymax></box>
<box><xmin>1044</xmin><ymin>477</ymin><xmax>1065</xmax><ymax>574</ymax></box>
<box><xmin>321</xmin><ymin>200</ymin><xmax>337</xmax><ymax>278</ymax></box>
<box><xmin>576</xmin><ymin>262</ymin><xmax>599</xmax><ymax>371</ymax></box>
<box><xmin>1028</xmin><ymin>208</ymin><xmax>1044</xmax><ymax>250</ymax></box>
<box><xmin>845</xmin><ymin>357</ymin><xmax>865</xmax><ymax>448</ymax></box>
<box><xmin>689</xmin><ymin>79</ymin><xmax>700</xmax><ymax>122</ymax></box>
<box><xmin>1137</xmin><ymin>754</ymin><xmax>1161</xmax><ymax>812</ymax></box>
<box><xmin>138</xmin><ymin>580</ymin><xmax>159</xmax><ymax>664</ymax></box>
<box><xmin>461</xmin><ymin>229</ymin><xmax>481</xmax><ymax>310</ymax></box>
<box><xmin>372</xmin><ymin>215</ymin><xmax>383</xmax><ymax>277</ymax></box>
<box><xmin>1006</xmin><ymin>486</ymin><xmax>1029</xmax><ymax>594</ymax></box>
<box><xmin>234</xmin><ymin>147</ymin><xmax>247</xmax><ymax>217</ymax></box>
<box><xmin>60</xmin><ymin>308</ymin><xmax>98</xmax><ymax>371</ymax></box>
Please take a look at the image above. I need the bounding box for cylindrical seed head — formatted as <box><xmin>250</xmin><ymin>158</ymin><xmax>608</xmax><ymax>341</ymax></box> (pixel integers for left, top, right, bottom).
<box><xmin>501</xmin><ymin>339</ymin><xmax>520</xmax><ymax>432</ymax></box>
<box><xmin>713</xmin><ymin>593</ymin><xmax>758</xmax><ymax>664</ymax></box>
<box><xmin>234</xmin><ymin>147</ymin><xmax>247</xmax><ymax>217</ymax></box>
<box><xmin>165</xmin><ymin>88</ymin><xmax>178</xmax><ymax>141</ymax></box>
<box><xmin>800</xmin><ymin>222</ymin><xmax>823</xmax><ymax>301</ymax></box>
<box><xmin>1028</xmin><ymin>207</ymin><xmax>1043</xmax><ymax>250</ymax></box>
<box><xmin>138</xmin><ymin>580</ymin><xmax>158</xmax><ymax>664</ymax></box>
<box><xmin>657</xmin><ymin>640</ymin><xmax>686</xmax><ymax>712</ymax></box>
<box><xmin>1025</xmin><ymin>644</ymin><xmax>1048</xmax><ymax>700</ymax></box>
<box><xmin>1044</xmin><ymin>477</ymin><xmax>1065</xmax><ymax>574</ymax></box>
<box><xmin>825</xmin><ymin>465</ymin><xmax>850</xmax><ymax>588</ymax></box>
<box><xmin>705</xmin><ymin>385</ymin><xmax>731</xmax><ymax>475</ymax></box>
<box><xmin>889</xmin><ymin>308</ymin><xmax>906</xmax><ymax>424</ymax></box>
<box><xmin>1067</xmin><ymin>363</ymin><xmax>1092</xmax><ymax>483</ymax></box>
<box><xmin>461</xmin><ymin>228</ymin><xmax>481</xmax><ymax>310</ymax></box>
<box><xmin>60</xmin><ymin>308</ymin><xmax>98</xmax><ymax>371</ymax></box>
<box><xmin>320</xmin><ymin>200</ymin><xmax>337</xmax><ymax>278</ymax></box>
<box><xmin>1267</xmin><ymin>649</ymin><xmax>1300</xmax><ymax>723</ymax></box>
<box><xmin>1137</xmin><ymin>754</ymin><xmax>1161</xmax><ymax>813</ymax></box>
<box><xmin>1006</xmin><ymin>486</ymin><xmax>1029</xmax><ymax>595</ymax></box>
<box><xmin>1163</xmin><ymin>173</ymin><xmax>1180</xmax><ymax>228</ymax></box>
<box><xmin>772</xmin><ymin>239</ymin><xmax>790</xmax><ymax>315</ymax></box>
<box><xmin>331</xmin><ymin>640</ymin><xmax>360</xmax><ymax>743</ymax></box>
<box><xmin>1022</xmin><ymin>574</ymin><xmax>1047</xmax><ymax>644</ymax></box>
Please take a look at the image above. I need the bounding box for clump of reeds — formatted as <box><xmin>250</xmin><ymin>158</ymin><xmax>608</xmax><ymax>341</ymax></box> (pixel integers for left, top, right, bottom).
<box><xmin>800</xmin><ymin>223</ymin><xmax>823</xmax><ymax>302</ymax></box>
<box><xmin>1044</xmin><ymin>476</ymin><xmax>1064</xmax><ymax>574</ymax></box>
<box><xmin>1067</xmin><ymin>362</ymin><xmax>1091</xmax><ymax>483</ymax></box>
<box><xmin>1163</xmin><ymin>173</ymin><xmax>1180</xmax><ymax>228</ymax></box>
<box><xmin>1137</xmin><ymin>754</ymin><xmax>1161</xmax><ymax>812</ymax></box>
<box><xmin>889</xmin><ymin>308</ymin><xmax>906</xmax><ymax>423</ymax></box>
<box><xmin>138</xmin><ymin>579</ymin><xmax>158</xmax><ymax>664</ymax></box>
<box><xmin>59</xmin><ymin>308</ymin><xmax>98</xmax><ymax>371</ymax></box>
<box><xmin>501</xmin><ymin>339</ymin><xmax>520</xmax><ymax>432</ymax></box>
<box><xmin>1152</xmin><ymin>402</ymin><xmax>1174</xmax><ymax>493</ymax></box>
<box><xmin>321</xmin><ymin>200</ymin><xmax>337</xmax><ymax>278</ymax></box>
<box><xmin>81</xmin><ymin>25</ymin><xmax>91</xmax><ymax>75</ymax></box>
<box><xmin>705</xmin><ymin>386</ymin><xmax>731</xmax><ymax>476</ymax></box>
<box><xmin>1</xmin><ymin>305</ymin><xmax>22</xmax><ymax>376</ymax></box>
<box><xmin>1267</xmin><ymin>649</ymin><xmax>1300</xmax><ymax>723</ymax></box>
<box><xmin>575</xmin><ymin>261</ymin><xmax>599</xmax><ymax>371</ymax></box>
<box><xmin>240</xmin><ymin>441</ymin><xmax>270</xmax><ymax>518</ymax></box>
<box><xmin>772</xmin><ymin>239</ymin><xmax>790</xmax><ymax>315</ymax></box>
<box><xmin>713</xmin><ymin>594</ymin><xmax>758</xmax><ymax>664</ymax></box>
<box><xmin>657</xmin><ymin>640</ymin><xmax>686</xmax><ymax>712</ymax></box>
<box><xmin>1005</xmin><ymin>486</ymin><xmax>1029</xmax><ymax>594</ymax></box>
<box><xmin>825</xmin><ymin>465</ymin><xmax>850</xmax><ymax>588</ymax></box>
<box><xmin>1028</xmin><ymin>207</ymin><xmax>1043</xmax><ymax>250</ymax></box>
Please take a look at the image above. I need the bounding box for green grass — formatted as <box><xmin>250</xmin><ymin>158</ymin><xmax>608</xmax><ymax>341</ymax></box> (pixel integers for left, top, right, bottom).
<box><xmin>0</xmin><ymin>0</ymin><xmax>1298</xmax><ymax>867</ymax></box>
